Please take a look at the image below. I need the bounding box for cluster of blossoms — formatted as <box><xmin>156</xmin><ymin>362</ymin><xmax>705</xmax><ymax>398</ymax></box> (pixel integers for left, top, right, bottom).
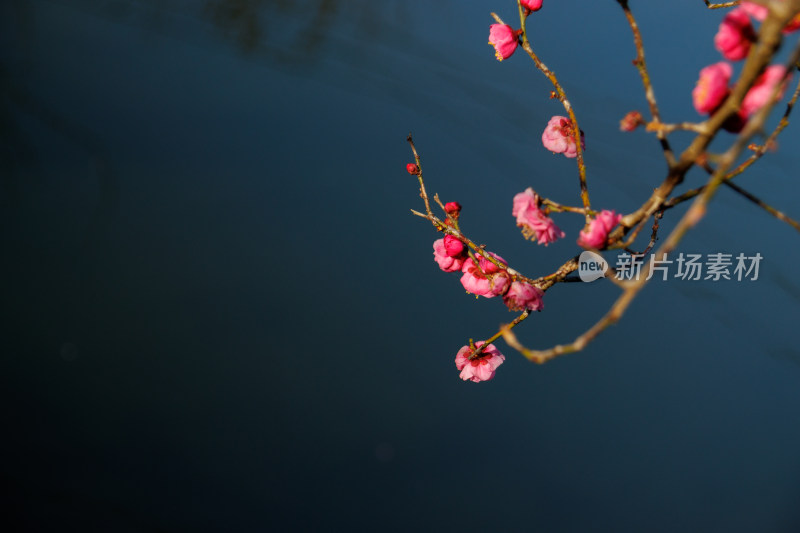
<box><xmin>424</xmin><ymin>185</ymin><xmax>622</xmax><ymax>382</ymax></box>
<box><xmin>693</xmin><ymin>3</ymin><xmax>793</xmax><ymax>131</ymax></box>
<box><xmin>408</xmin><ymin>0</ymin><xmax>798</xmax><ymax>384</ymax></box>
<box><xmin>432</xmin><ymin>225</ymin><xmax>545</xmax><ymax>308</ymax></box>
<box><xmin>425</xmin><ymin>0</ymin><xmax>637</xmax><ymax>378</ymax></box>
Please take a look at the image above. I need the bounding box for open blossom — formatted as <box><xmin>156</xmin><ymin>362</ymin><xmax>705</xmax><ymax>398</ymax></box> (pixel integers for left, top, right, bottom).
<box><xmin>433</xmin><ymin>238</ymin><xmax>466</xmax><ymax>272</ymax></box>
<box><xmin>693</xmin><ymin>62</ymin><xmax>732</xmax><ymax>114</ymax></box>
<box><xmin>503</xmin><ymin>281</ymin><xmax>544</xmax><ymax>312</ymax></box>
<box><xmin>512</xmin><ymin>188</ymin><xmax>564</xmax><ymax>245</ymax></box>
<box><xmin>455</xmin><ymin>342</ymin><xmax>505</xmax><ymax>383</ymax></box>
<box><xmin>741</xmin><ymin>65</ymin><xmax>791</xmax><ymax>117</ymax></box>
<box><xmin>715</xmin><ymin>8</ymin><xmax>755</xmax><ymax>61</ymax></box>
<box><xmin>461</xmin><ymin>253</ymin><xmax>510</xmax><ymax>298</ymax></box>
<box><xmin>488</xmin><ymin>24</ymin><xmax>518</xmax><ymax>61</ymax></box>
<box><xmin>542</xmin><ymin>116</ymin><xmax>585</xmax><ymax>158</ymax></box>
<box><xmin>520</xmin><ymin>0</ymin><xmax>543</xmax><ymax>11</ymax></box>
<box><xmin>578</xmin><ymin>210</ymin><xmax>622</xmax><ymax>249</ymax></box>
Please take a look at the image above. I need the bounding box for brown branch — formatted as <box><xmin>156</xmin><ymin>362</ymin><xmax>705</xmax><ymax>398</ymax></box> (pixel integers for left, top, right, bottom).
<box><xmin>664</xmin><ymin>72</ymin><xmax>800</xmax><ymax>210</ymax></box>
<box><xmin>540</xmin><ymin>198</ymin><xmax>594</xmax><ymax>216</ymax></box>
<box><xmin>407</xmin><ymin>135</ymin><xmax>541</xmax><ymax>285</ymax></box>
<box><xmin>704</xmin><ymin>1</ymin><xmax>739</xmax><ymax>8</ymax></box>
<box><xmin>497</xmin><ymin>7</ymin><xmax>592</xmax><ymax>221</ymax></box>
<box><xmin>723</xmin><ymin>181</ymin><xmax>800</xmax><ymax>232</ymax></box>
<box><xmin>411</xmin><ymin>2</ymin><xmax>800</xmax><ymax>368</ymax></box>
<box><xmin>470</xmin><ymin>310</ymin><xmax>531</xmax><ymax>359</ymax></box>
<box><xmin>502</xmin><ymin>6</ymin><xmax>800</xmax><ymax>362</ymax></box>
<box><xmin>407</xmin><ymin>134</ymin><xmax>432</xmax><ymax>217</ymax></box>
<box><xmin>617</xmin><ymin>0</ymin><xmax>677</xmax><ymax>168</ymax></box>
<box><xmin>624</xmin><ymin>211</ymin><xmax>663</xmax><ymax>256</ymax></box>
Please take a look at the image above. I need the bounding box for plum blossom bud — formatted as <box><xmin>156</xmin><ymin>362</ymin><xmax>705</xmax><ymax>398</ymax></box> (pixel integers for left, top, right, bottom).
<box><xmin>714</xmin><ymin>8</ymin><xmax>755</xmax><ymax>61</ymax></box>
<box><xmin>542</xmin><ymin>116</ymin><xmax>585</xmax><ymax>158</ymax></box>
<box><xmin>512</xmin><ymin>188</ymin><xmax>564</xmax><ymax>246</ymax></box>
<box><xmin>619</xmin><ymin>111</ymin><xmax>645</xmax><ymax>132</ymax></box>
<box><xmin>520</xmin><ymin>0</ymin><xmax>543</xmax><ymax>11</ymax></box>
<box><xmin>433</xmin><ymin>238</ymin><xmax>465</xmax><ymax>272</ymax></box>
<box><xmin>741</xmin><ymin>65</ymin><xmax>791</xmax><ymax>118</ymax></box>
<box><xmin>488</xmin><ymin>24</ymin><xmax>519</xmax><ymax>61</ymax></box>
<box><xmin>693</xmin><ymin>62</ymin><xmax>732</xmax><ymax>114</ymax></box>
<box><xmin>578</xmin><ymin>210</ymin><xmax>622</xmax><ymax>249</ymax></box>
<box><xmin>455</xmin><ymin>342</ymin><xmax>505</xmax><ymax>383</ymax></box>
<box><xmin>443</xmin><ymin>235</ymin><xmax>464</xmax><ymax>257</ymax></box>
<box><xmin>406</xmin><ymin>163</ymin><xmax>419</xmax><ymax>175</ymax></box>
<box><xmin>444</xmin><ymin>201</ymin><xmax>462</xmax><ymax>217</ymax></box>
<box><xmin>503</xmin><ymin>282</ymin><xmax>544</xmax><ymax>312</ymax></box>
<box><xmin>460</xmin><ymin>253</ymin><xmax>510</xmax><ymax>298</ymax></box>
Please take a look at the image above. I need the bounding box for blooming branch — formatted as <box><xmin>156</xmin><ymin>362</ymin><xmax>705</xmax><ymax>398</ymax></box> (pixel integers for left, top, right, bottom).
<box><xmin>406</xmin><ymin>0</ymin><xmax>800</xmax><ymax>380</ymax></box>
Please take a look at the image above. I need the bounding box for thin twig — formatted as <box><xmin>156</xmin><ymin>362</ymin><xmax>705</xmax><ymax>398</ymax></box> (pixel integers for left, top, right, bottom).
<box><xmin>470</xmin><ymin>310</ymin><xmax>531</xmax><ymax>359</ymax></box>
<box><xmin>704</xmin><ymin>1</ymin><xmax>739</xmax><ymax>8</ymax></box>
<box><xmin>724</xmin><ymin>181</ymin><xmax>800</xmax><ymax>232</ymax></box>
<box><xmin>624</xmin><ymin>211</ymin><xmax>663</xmax><ymax>256</ymax></box>
<box><xmin>500</xmin><ymin>7</ymin><xmax>592</xmax><ymax>221</ymax></box>
<box><xmin>617</xmin><ymin>0</ymin><xmax>677</xmax><ymax>168</ymax></box>
<box><xmin>541</xmin><ymin>198</ymin><xmax>593</xmax><ymax>215</ymax></box>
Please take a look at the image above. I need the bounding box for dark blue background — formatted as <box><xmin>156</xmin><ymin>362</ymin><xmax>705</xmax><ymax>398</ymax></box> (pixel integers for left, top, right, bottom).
<box><xmin>2</xmin><ymin>1</ymin><xmax>800</xmax><ymax>531</ymax></box>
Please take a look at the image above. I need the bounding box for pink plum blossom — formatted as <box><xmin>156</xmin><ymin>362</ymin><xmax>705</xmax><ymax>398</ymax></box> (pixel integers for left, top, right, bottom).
<box><xmin>542</xmin><ymin>116</ymin><xmax>585</xmax><ymax>158</ymax></box>
<box><xmin>741</xmin><ymin>65</ymin><xmax>791</xmax><ymax>117</ymax></box>
<box><xmin>520</xmin><ymin>0</ymin><xmax>543</xmax><ymax>11</ymax></box>
<box><xmin>578</xmin><ymin>210</ymin><xmax>622</xmax><ymax>249</ymax></box>
<box><xmin>693</xmin><ymin>62</ymin><xmax>732</xmax><ymax>114</ymax></box>
<box><xmin>460</xmin><ymin>253</ymin><xmax>510</xmax><ymax>298</ymax></box>
<box><xmin>714</xmin><ymin>8</ymin><xmax>755</xmax><ymax>61</ymax></box>
<box><xmin>512</xmin><ymin>188</ymin><xmax>564</xmax><ymax>245</ymax></box>
<box><xmin>433</xmin><ymin>238</ymin><xmax>465</xmax><ymax>272</ymax></box>
<box><xmin>455</xmin><ymin>342</ymin><xmax>505</xmax><ymax>383</ymax></box>
<box><xmin>503</xmin><ymin>281</ymin><xmax>544</xmax><ymax>312</ymax></box>
<box><xmin>488</xmin><ymin>24</ymin><xmax>518</xmax><ymax>61</ymax></box>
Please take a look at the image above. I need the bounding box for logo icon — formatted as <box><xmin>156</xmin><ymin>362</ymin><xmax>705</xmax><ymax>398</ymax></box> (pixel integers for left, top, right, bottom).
<box><xmin>578</xmin><ymin>251</ymin><xmax>609</xmax><ymax>282</ymax></box>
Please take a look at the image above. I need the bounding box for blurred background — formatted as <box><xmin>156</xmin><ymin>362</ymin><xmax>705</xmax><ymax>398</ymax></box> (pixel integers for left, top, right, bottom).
<box><xmin>2</xmin><ymin>0</ymin><xmax>800</xmax><ymax>531</ymax></box>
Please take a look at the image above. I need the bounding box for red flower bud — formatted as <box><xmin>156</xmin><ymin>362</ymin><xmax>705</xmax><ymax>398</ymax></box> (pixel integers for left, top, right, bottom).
<box><xmin>406</xmin><ymin>163</ymin><xmax>419</xmax><ymax>175</ymax></box>
<box><xmin>443</xmin><ymin>235</ymin><xmax>465</xmax><ymax>257</ymax></box>
<box><xmin>619</xmin><ymin>111</ymin><xmax>644</xmax><ymax>132</ymax></box>
<box><xmin>444</xmin><ymin>202</ymin><xmax>462</xmax><ymax>216</ymax></box>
